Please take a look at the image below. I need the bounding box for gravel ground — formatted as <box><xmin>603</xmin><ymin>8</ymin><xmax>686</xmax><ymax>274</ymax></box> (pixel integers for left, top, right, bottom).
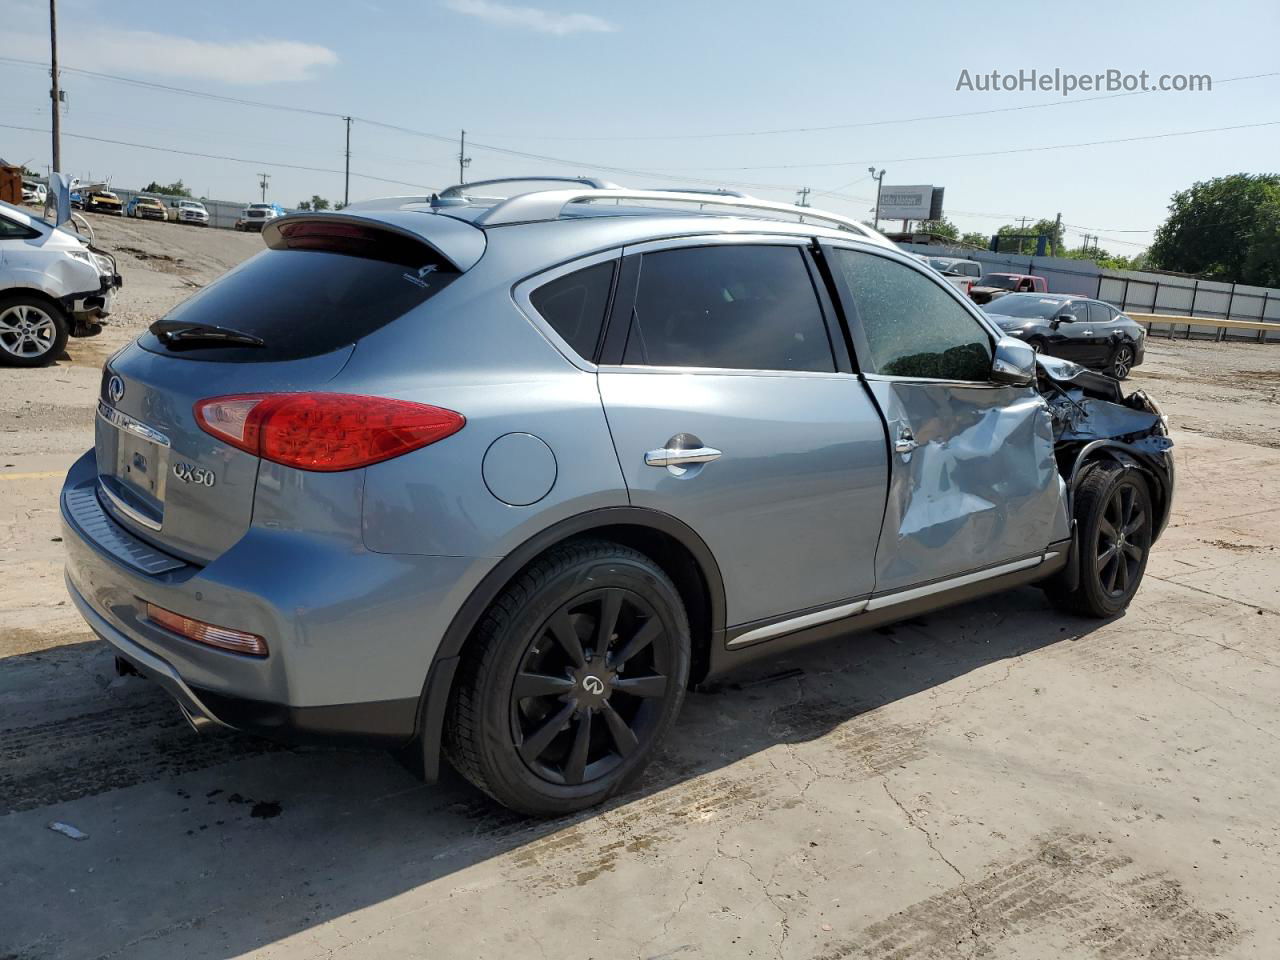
<box><xmin>2</xmin><ymin>224</ymin><xmax>1280</xmax><ymax>959</ymax></box>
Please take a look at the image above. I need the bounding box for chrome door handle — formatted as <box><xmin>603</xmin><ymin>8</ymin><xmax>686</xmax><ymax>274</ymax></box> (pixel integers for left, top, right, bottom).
<box><xmin>894</xmin><ymin>428</ymin><xmax>919</xmax><ymax>454</ymax></box>
<box><xmin>645</xmin><ymin>446</ymin><xmax>722</xmax><ymax>467</ymax></box>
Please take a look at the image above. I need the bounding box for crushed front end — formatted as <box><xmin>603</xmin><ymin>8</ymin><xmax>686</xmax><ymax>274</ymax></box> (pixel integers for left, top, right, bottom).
<box><xmin>1036</xmin><ymin>355</ymin><xmax>1175</xmax><ymax>542</ymax></box>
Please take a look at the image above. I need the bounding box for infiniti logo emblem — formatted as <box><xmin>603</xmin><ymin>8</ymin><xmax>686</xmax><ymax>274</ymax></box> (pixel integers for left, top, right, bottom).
<box><xmin>581</xmin><ymin>675</ymin><xmax>605</xmax><ymax>695</ymax></box>
<box><xmin>107</xmin><ymin>374</ymin><xmax>125</xmax><ymax>404</ymax></box>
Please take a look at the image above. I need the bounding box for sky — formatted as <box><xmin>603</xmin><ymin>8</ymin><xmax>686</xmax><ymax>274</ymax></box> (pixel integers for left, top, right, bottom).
<box><xmin>2</xmin><ymin>0</ymin><xmax>1277</xmax><ymax>254</ymax></box>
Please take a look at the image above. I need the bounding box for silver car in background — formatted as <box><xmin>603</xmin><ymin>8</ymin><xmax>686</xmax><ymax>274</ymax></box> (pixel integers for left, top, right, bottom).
<box><xmin>61</xmin><ymin>178</ymin><xmax>1174</xmax><ymax>815</ymax></box>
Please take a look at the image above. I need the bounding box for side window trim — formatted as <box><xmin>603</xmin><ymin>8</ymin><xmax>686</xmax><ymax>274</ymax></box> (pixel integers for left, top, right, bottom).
<box><xmin>512</xmin><ymin>248</ymin><xmax>624</xmax><ymax>370</ymax></box>
<box><xmin>821</xmin><ymin>241</ymin><xmax>1003</xmax><ymax>386</ymax></box>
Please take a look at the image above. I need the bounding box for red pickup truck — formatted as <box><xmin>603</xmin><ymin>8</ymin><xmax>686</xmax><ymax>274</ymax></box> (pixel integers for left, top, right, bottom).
<box><xmin>970</xmin><ymin>272</ymin><xmax>1047</xmax><ymax>304</ymax></box>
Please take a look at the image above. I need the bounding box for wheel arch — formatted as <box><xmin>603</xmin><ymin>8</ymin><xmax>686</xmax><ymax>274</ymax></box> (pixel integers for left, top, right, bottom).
<box><xmin>1067</xmin><ymin>440</ymin><xmax>1174</xmax><ymax>541</ymax></box>
<box><xmin>0</xmin><ymin>284</ymin><xmax>67</xmax><ymax>314</ymax></box>
<box><xmin>403</xmin><ymin>507</ymin><xmax>726</xmax><ymax>782</ymax></box>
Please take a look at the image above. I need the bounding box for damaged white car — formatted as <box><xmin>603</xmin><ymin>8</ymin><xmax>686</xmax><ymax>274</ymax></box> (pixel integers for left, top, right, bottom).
<box><xmin>0</xmin><ymin>199</ymin><xmax>121</xmax><ymax>367</ymax></box>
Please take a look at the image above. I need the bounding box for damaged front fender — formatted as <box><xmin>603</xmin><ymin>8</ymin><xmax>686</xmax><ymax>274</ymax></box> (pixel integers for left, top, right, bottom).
<box><xmin>1037</xmin><ymin>354</ymin><xmax>1175</xmax><ymax>543</ymax></box>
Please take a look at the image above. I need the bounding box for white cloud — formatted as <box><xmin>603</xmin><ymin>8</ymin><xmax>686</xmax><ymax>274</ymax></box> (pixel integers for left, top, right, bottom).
<box><xmin>443</xmin><ymin>0</ymin><xmax>617</xmax><ymax>35</ymax></box>
<box><xmin>10</xmin><ymin>28</ymin><xmax>338</xmax><ymax>85</ymax></box>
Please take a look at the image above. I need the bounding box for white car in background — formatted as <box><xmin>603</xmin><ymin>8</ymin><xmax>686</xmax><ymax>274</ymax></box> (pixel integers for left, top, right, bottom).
<box><xmin>170</xmin><ymin>200</ymin><xmax>210</xmax><ymax>226</ymax></box>
<box><xmin>235</xmin><ymin>202</ymin><xmax>285</xmax><ymax>231</ymax></box>
<box><xmin>910</xmin><ymin>253</ymin><xmax>978</xmax><ymax>296</ymax></box>
<box><xmin>22</xmin><ymin>180</ymin><xmax>47</xmax><ymax>206</ymax></box>
<box><xmin>0</xmin><ymin>200</ymin><xmax>121</xmax><ymax>366</ymax></box>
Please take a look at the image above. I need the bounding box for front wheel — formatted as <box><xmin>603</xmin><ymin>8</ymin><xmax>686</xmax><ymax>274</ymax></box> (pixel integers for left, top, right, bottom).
<box><xmin>1026</xmin><ymin>337</ymin><xmax>1046</xmax><ymax>355</ymax></box>
<box><xmin>1109</xmin><ymin>343</ymin><xmax>1135</xmax><ymax>380</ymax></box>
<box><xmin>0</xmin><ymin>295</ymin><xmax>69</xmax><ymax>367</ymax></box>
<box><xmin>445</xmin><ymin>539</ymin><xmax>691</xmax><ymax>815</ymax></box>
<box><xmin>1046</xmin><ymin>462</ymin><xmax>1152</xmax><ymax>617</ymax></box>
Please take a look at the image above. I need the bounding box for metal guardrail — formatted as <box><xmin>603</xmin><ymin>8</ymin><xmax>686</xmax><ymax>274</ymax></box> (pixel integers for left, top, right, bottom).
<box><xmin>1129</xmin><ymin>312</ymin><xmax>1279</xmax><ymax>342</ymax></box>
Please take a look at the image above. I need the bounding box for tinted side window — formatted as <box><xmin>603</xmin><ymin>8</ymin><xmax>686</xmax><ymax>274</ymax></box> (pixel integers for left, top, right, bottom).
<box><xmin>626</xmin><ymin>245</ymin><xmax>834</xmax><ymax>372</ymax></box>
<box><xmin>530</xmin><ymin>260</ymin><xmax>615</xmax><ymax>361</ymax></box>
<box><xmin>1087</xmin><ymin>302</ymin><xmax>1111</xmax><ymax>323</ymax></box>
<box><xmin>832</xmin><ymin>250</ymin><xmax>993</xmax><ymax>381</ymax></box>
<box><xmin>0</xmin><ymin>215</ymin><xmax>37</xmax><ymax>240</ymax></box>
<box><xmin>1064</xmin><ymin>301</ymin><xmax>1089</xmax><ymax>323</ymax></box>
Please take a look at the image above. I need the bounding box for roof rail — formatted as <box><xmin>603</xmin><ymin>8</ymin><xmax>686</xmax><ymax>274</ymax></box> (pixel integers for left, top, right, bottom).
<box><xmin>472</xmin><ymin>187</ymin><xmax>892</xmax><ymax>245</ymax></box>
<box><xmin>438</xmin><ymin>176</ymin><xmax>620</xmax><ymax>199</ymax></box>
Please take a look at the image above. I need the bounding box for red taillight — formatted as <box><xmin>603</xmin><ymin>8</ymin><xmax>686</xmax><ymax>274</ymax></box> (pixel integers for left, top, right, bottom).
<box><xmin>194</xmin><ymin>393</ymin><xmax>465</xmax><ymax>472</ymax></box>
<box><xmin>145</xmin><ymin>602</ymin><xmax>268</xmax><ymax>657</ymax></box>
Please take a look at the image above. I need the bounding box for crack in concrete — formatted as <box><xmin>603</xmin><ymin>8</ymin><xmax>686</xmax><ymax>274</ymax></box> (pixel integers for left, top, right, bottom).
<box><xmin>1154</xmin><ymin>666</ymin><xmax>1280</xmax><ymax>745</ymax></box>
<box><xmin>880</xmin><ymin>779</ymin><xmax>983</xmax><ymax>959</ymax></box>
<box><xmin>1149</xmin><ymin>573</ymin><xmax>1280</xmax><ymax>617</ymax></box>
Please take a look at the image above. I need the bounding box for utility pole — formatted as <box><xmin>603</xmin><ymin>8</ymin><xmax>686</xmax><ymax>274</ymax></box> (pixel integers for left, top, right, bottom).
<box><xmin>795</xmin><ymin>187</ymin><xmax>811</xmax><ymax>207</ymax></box>
<box><xmin>867</xmin><ymin>167</ymin><xmax>886</xmax><ymax>230</ymax></box>
<box><xmin>49</xmin><ymin>0</ymin><xmax>61</xmax><ymax>173</ymax></box>
<box><xmin>257</xmin><ymin>172</ymin><xmax>270</xmax><ymax>202</ymax></box>
<box><xmin>1051</xmin><ymin>212</ymin><xmax>1062</xmax><ymax>257</ymax></box>
<box><xmin>1015</xmin><ymin>216</ymin><xmax>1031</xmax><ymax>255</ymax></box>
<box><xmin>458</xmin><ymin>129</ymin><xmax>471</xmax><ymax>185</ymax></box>
<box><xmin>342</xmin><ymin>117</ymin><xmax>352</xmax><ymax>208</ymax></box>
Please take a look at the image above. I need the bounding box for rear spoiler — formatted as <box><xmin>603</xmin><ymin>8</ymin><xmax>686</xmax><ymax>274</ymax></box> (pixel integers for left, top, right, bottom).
<box><xmin>263</xmin><ymin>211</ymin><xmax>486</xmax><ymax>272</ymax></box>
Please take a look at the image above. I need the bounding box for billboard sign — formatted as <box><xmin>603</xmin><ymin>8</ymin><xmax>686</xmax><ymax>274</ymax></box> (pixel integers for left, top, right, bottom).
<box><xmin>877</xmin><ymin>184</ymin><xmax>939</xmax><ymax>221</ymax></box>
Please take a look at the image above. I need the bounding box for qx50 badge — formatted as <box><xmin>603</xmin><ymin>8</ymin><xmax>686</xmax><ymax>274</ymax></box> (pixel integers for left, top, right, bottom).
<box><xmin>173</xmin><ymin>462</ymin><xmax>216</xmax><ymax>487</ymax></box>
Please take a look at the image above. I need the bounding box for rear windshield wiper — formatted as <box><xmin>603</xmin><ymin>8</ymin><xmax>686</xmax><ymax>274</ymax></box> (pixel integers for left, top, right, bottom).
<box><xmin>150</xmin><ymin>319</ymin><xmax>265</xmax><ymax>348</ymax></box>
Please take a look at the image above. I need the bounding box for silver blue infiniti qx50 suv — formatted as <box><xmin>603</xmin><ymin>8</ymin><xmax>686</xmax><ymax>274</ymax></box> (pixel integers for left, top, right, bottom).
<box><xmin>61</xmin><ymin>177</ymin><xmax>1174</xmax><ymax>814</ymax></box>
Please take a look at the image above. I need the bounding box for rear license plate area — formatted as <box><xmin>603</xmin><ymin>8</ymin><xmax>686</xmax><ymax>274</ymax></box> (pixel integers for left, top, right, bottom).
<box><xmin>97</xmin><ymin>400</ymin><xmax>169</xmax><ymax>520</ymax></box>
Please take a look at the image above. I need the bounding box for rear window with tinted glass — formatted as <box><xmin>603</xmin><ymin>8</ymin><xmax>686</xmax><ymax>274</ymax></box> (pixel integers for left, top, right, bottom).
<box><xmin>137</xmin><ymin>247</ymin><xmax>456</xmax><ymax>363</ymax></box>
<box><xmin>529</xmin><ymin>260</ymin><xmax>615</xmax><ymax>361</ymax></box>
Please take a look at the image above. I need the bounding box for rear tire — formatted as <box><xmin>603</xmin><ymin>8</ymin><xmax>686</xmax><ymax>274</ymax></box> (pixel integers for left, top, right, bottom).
<box><xmin>1046</xmin><ymin>462</ymin><xmax>1152</xmax><ymax>618</ymax></box>
<box><xmin>445</xmin><ymin>539</ymin><xmax>690</xmax><ymax>816</ymax></box>
<box><xmin>0</xmin><ymin>294</ymin><xmax>69</xmax><ymax>367</ymax></box>
<box><xmin>1109</xmin><ymin>343</ymin><xmax>1135</xmax><ymax>380</ymax></box>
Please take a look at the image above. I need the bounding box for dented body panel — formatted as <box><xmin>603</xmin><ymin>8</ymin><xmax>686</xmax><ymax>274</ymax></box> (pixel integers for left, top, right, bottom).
<box><xmin>1037</xmin><ymin>355</ymin><xmax>1175</xmax><ymax>542</ymax></box>
<box><xmin>866</xmin><ymin>377</ymin><xmax>1070</xmax><ymax>594</ymax></box>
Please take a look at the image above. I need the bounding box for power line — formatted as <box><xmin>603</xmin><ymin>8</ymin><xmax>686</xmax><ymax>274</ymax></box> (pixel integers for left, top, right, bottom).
<box><xmin>645</xmin><ymin>120</ymin><xmax>1280</xmax><ymax>171</ymax></box>
<box><xmin>466</xmin><ymin>72</ymin><xmax>1280</xmax><ymax>142</ymax></box>
<box><xmin>0</xmin><ymin>122</ymin><xmax>441</xmax><ymax>191</ymax></box>
<box><xmin>4</xmin><ymin>54</ymin><xmax>1275</xmax><ymax>148</ymax></box>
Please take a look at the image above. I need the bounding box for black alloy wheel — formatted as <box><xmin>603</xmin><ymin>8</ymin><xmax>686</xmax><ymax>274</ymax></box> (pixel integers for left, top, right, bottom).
<box><xmin>1094</xmin><ymin>480</ymin><xmax>1148</xmax><ymax>599</ymax></box>
<box><xmin>1110</xmin><ymin>343</ymin><xmax>1135</xmax><ymax>379</ymax></box>
<box><xmin>512</xmin><ymin>587</ymin><xmax>669</xmax><ymax>787</ymax></box>
<box><xmin>1046</xmin><ymin>462</ymin><xmax>1153</xmax><ymax>617</ymax></box>
<box><xmin>445</xmin><ymin>539</ymin><xmax>690</xmax><ymax>815</ymax></box>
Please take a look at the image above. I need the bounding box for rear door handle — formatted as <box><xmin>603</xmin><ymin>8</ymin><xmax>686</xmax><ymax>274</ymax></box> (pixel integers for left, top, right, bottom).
<box><xmin>645</xmin><ymin>446</ymin><xmax>722</xmax><ymax>467</ymax></box>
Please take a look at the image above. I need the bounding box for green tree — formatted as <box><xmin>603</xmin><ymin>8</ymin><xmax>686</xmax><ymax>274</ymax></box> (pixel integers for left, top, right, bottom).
<box><xmin>309</xmin><ymin>195</ymin><xmax>331</xmax><ymax>211</ymax></box>
<box><xmin>918</xmin><ymin>216</ymin><xmax>958</xmax><ymax>240</ymax></box>
<box><xmin>1242</xmin><ymin>190</ymin><xmax>1280</xmax><ymax>287</ymax></box>
<box><xmin>296</xmin><ymin>199</ymin><xmax>312</xmax><ymax>211</ymax></box>
<box><xmin>1149</xmin><ymin>173</ymin><xmax>1280</xmax><ymax>285</ymax></box>
<box><xmin>142</xmin><ymin>179</ymin><xmax>192</xmax><ymax>198</ymax></box>
<box><xmin>995</xmin><ymin>218</ymin><xmax>1063</xmax><ymax>254</ymax></box>
<box><xmin>959</xmin><ymin>230</ymin><xmax>989</xmax><ymax>249</ymax></box>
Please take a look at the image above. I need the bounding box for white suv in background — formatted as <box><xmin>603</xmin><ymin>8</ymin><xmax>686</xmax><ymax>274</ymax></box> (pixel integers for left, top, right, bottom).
<box><xmin>171</xmin><ymin>200</ymin><xmax>210</xmax><ymax>227</ymax></box>
<box><xmin>0</xmin><ymin>200</ymin><xmax>121</xmax><ymax>366</ymax></box>
<box><xmin>235</xmin><ymin>203</ymin><xmax>285</xmax><ymax>231</ymax></box>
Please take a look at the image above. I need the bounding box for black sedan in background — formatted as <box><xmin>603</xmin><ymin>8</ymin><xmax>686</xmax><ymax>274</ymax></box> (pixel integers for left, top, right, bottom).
<box><xmin>984</xmin><ymin>293</ymin><xmax>1146</xmax><ymax>379</ymax></box>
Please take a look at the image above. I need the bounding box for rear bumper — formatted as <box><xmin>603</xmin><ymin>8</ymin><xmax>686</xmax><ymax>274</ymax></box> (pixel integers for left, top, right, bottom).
<box><xmin>60</xmin><ymin>448</ymin><xmax>495</xmax><ymax>747</ymax></box>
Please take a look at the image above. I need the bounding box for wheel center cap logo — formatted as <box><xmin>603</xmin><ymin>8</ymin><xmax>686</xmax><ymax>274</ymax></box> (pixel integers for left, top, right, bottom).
<box><xmin>582</xmin><ymin>675</ymin><xmax>605</xmax><ymax>695</ymax></box>
<box><xmin>107</xmin><ymin>374</ymin><xmax>125</xmax><ymax>404</ymax></box>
